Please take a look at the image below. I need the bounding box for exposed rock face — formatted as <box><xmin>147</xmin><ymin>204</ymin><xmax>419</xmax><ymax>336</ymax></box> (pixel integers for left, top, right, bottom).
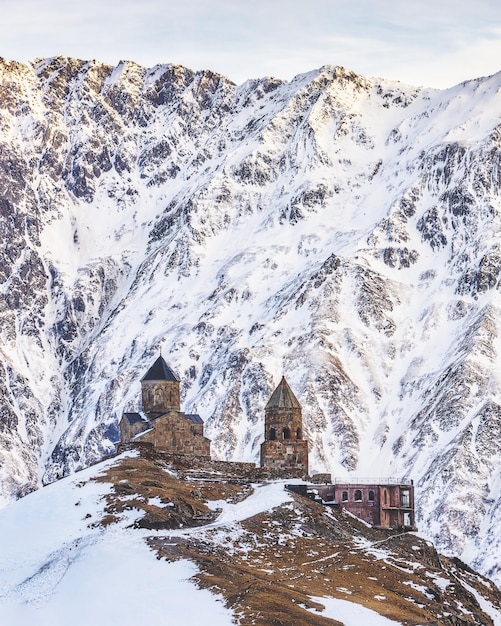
<box><xmin>0</xmin><ymin>57</ymin><xmax>500</xmax><ymax>583</ymax></box>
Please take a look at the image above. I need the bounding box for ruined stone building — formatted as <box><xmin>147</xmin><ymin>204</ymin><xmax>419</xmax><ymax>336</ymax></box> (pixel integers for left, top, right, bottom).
<box><xmin>119</xmin><ymin>356</ymin><xmax>211</xmax><ymax>458</ymax></box>
<box><xmin>329</xmin><ymin>481</ymin><xmax>415</xmax><ymax>529</ymax></box>
<box><xmin>260</xmin><ymin>376</ymin><xmax>309</xmax><ymax>476</ymax></box>
<box><xmin>289</xmin><ymin>480</ymin><xmax>416</xmax><ymax>530</ymax></box>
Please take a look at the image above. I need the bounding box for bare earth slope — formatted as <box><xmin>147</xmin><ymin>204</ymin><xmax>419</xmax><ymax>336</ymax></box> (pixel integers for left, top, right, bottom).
<box><xmin>0</xmin><ymin>57</ymin><xmax>500</xmax><ymax>583</ymax></box>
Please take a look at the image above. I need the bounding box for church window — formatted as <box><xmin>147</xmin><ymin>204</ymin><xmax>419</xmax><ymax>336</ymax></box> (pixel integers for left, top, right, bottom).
<box><xmin>342</xmin><ymin>491</ymin><xmax>348</xmax><ymax>502</ymax></box>
<box><xmin>296</xmin><ymin>428</ymin><xmax>301</xmax><ymax>439</ymax></box>
<box><xmin>269</xmin><ymin>427</ymin><xmax>276</xmax><ymax>441</ymax></box>
<box><xmin>354</xmin><ymin>489</ymin><xmax>362</xmax><ymax>502</ymax></box>
<box><xmin>368</xmin><ymin>490</ymin><xmax>375</xmax><ymax>501</ymax></box>
<box><xmin>283</xmin><ymin>427</ymin><xmax>291</xmax><ymax>440</ymax></box>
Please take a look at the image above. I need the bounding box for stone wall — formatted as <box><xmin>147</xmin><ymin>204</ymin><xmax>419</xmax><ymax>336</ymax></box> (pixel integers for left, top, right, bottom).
<box><xmin>141</xmin><ymin>380</ymin><xmax>180</xmax><ymax>414</ymax></box>
<box><xmin>264</xmin><ymin>406</ymin><xmax>303</xmax><ymax>443</ymax></box>
<box><xmin>113</xmin><ymin>445</ymin><xmax>308</xmax><ymax>480</ymax></box>
<box><xmin>260</xmin><ymin>440</ymin><xmax>309</xmax><ymax>476</ymax></box>
<box><xmin>139</xmin><ymin>411</ymin><xmax>211</xmax><ymax>458</ymax></box>
<box><xmin>119</xmin><ymin>417</ymin><xmax>150</xmax><ymax>444</ymax></box>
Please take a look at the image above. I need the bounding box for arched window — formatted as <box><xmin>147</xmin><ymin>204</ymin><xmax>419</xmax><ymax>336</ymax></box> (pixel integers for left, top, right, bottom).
<box><xmin>342</xmin><ymin>491</ymin><xmax>348</xmax><ymax>502</ymax></box>
<box><xmin>368</xmin><ymin>490</ymin><xmax>375</xmax><ymax>502</ymax></box>
<box><xmin>283</xmin><ymin>427</ymin><xmax>291</xmax><ymax>440</ymax></box>
<box><xmin>384</xmin><ymin>490</ymin><xmax>387</xmax><ymax>505</ymax></box>
<box><xmin>296</xmin><ymin>428</ymin><xmax>301</xmax><ymax>439</ymax></box>
<box><xmin>354</xmin><ymin>489</ymin><xmax>362</xmax><ymax>502</ymax></box>
<box><xmin>269</xmin><ymin>428</ymin><xmax>276</xmax><ymax>441</ymax></box>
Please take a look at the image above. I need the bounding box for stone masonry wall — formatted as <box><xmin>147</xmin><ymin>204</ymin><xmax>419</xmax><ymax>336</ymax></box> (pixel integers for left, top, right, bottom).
<box><xmin>260</xmin><ymin>440</ymin><xmax>309</xmax><ymax>476</ymax></box>
<box><xmin>140</xmin><ymin>411</ymin><xmax>211</xmax><ymax>458</ymax></box>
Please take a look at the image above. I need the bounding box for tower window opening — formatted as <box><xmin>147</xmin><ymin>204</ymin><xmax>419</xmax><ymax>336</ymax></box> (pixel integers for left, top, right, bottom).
<box><xmin>282</xmin><ymin>427</ymin><xmax>291</xmax><ymax>440</ymax></box>
<box><xmin>296</xmin><ymin>428</ymin><xmax>301</xmax><ymax>439</ymax></box>
<box><xmin>354</xmin><ymin>489</ymin><xmax>362</xmax><ymax>502</ymax></box>
<box><xmin>269</xmin><ymin>427</ymin><xmax>276</xmax><ymax>441</ymax></box>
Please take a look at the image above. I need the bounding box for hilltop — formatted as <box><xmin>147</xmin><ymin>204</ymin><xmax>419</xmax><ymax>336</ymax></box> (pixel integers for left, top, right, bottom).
<box><xmin>0</xmin><ymin>450</ymin><xmax>499</xmax><ymax>625</ymax></box>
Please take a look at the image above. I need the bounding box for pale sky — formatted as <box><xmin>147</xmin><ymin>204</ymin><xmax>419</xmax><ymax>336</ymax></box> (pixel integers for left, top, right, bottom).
<box><xmin>1</xmin><ymin>0</ymin><xmax>501</xmax><ymax>88</ymax></box>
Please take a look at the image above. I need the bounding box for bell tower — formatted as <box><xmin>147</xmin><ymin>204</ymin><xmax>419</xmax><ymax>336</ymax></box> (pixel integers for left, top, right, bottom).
<box><xmin>260</xmin><ymin>376</ymin><xmax>308</xmax><ymax>476</ymax></box>
<box><xmin>141</xmin><ymin>356</ymin><xmax>180</xmax><ymax>416</ymax></box>
<box><xmin>264</xmin><ymin>376</ymin><xmax>303</xmax><ymax>441</ymax></box>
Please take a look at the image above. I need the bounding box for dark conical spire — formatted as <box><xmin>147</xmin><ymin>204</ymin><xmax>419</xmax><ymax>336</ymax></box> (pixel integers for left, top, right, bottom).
<box><xmin>141</xmin><ymin>356</ymin><xmax>180</xmax><ymax>382</ymax></box>
<box><xmin>265</xmin><ymin>376</ymin><xmax>301</xmax><ymax>410</ymax></box>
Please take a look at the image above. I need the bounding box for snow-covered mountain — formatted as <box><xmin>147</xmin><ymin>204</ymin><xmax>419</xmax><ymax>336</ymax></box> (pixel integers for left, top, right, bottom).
<box><xmin>0</xmin><ymin>56</ymin><xmax>500</xmax><ymax>584</ymax></box>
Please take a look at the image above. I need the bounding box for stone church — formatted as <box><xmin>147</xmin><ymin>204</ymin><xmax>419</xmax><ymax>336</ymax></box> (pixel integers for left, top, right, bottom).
<box><xmin>119</xmin><ymin>358</ymin><xmax>308</xmax><ymax>476</ymax></box>
<box><xmin>119</xmin><ymin>356</ymin><xmax>211</xmax><ymax>458</ymax></box>
<box><xmin>118</xmin><ymin>360</ymin><xmax>415</xmax><ymax>529</ymax></box>
<box><xmin>260</xmin><ymin>376</ymin><xmax>309</xmax><ymax>475</ymax></box>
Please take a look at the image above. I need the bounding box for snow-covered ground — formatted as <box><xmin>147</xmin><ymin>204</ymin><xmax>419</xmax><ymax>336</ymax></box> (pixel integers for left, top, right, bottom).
<box><xmin>0</xmin><ymin>540</ymin><xmax>233</xmax><ymax>626</ymax></box>
<box><xmin>0</xmin><ymin>455</ymin><xmax>235</xmax><ymax>626</ymax></box>
<box><xmin>307</xmin><ymin>596</ymin><xmax>403</xmax><ymax>626</ymax></box>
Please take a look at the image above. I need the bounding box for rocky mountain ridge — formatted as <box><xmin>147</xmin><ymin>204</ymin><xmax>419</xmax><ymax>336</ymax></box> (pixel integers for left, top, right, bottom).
<box><xmin>0</xmin><ymin>56</ymin><xmax>500</xmax><ymax>584</ymax></box>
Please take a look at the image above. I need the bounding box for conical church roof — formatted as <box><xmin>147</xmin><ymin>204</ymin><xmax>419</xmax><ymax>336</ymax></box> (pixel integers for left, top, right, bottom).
<box><xmin>265</xmin><ymin>376</ymin><xmax>301</xmax><ymax>410</ymax></box>
<box><xmin>141</xmin><ymin>356</ymin><xmax>180</xmax><ymax>382</ymax></box>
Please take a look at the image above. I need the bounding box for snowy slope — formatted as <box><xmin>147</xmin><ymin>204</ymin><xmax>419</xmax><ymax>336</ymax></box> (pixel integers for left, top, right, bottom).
<box><xmin>0</xmin><ymin>452</ymin><xmax>390</xmax><ymax>626</ymax></box>
<box><xmin>0</xmin><ymin>57</ymin><xmax>500</xmax><ymax>584</ymax></box>
<box><xmin>0</xmin><ymin>453</ymin><xmax>232</xmax><ymax>626</ymax></box>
